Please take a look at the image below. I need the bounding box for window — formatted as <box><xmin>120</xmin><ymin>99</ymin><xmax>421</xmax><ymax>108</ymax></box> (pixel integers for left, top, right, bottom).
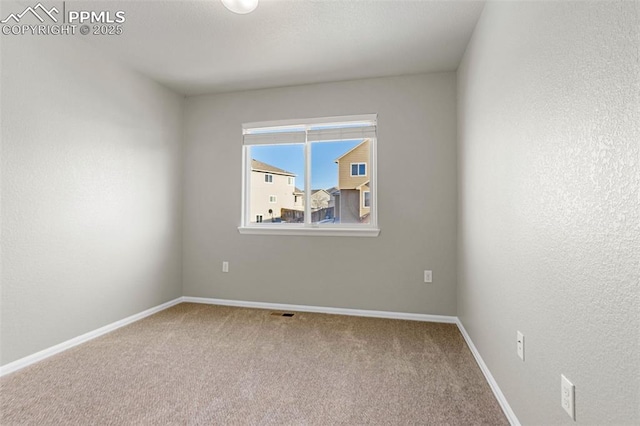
<box><xmin>240</xmin><ymin>114</ymin><xmax>379</xmax><ymax>237</ymax></box>
<box><xmin>363</xmin><ymin>191</ymin><xmax>371</xmax><ymax>208</ymax></box>
<box><xmin>351</xmin><ymin>163</ymin><xmax>366</xmax><ymax>176</ymax></box>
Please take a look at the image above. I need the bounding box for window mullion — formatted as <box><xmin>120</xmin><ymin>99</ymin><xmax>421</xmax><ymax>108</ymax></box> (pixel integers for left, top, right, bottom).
<box><xmin>304</xmin><ymin>131</ymin><xmax>311</xmax><ymax>225</ymax></box>
<box><xmin>241</xmin><ymin>147</ymin><xmax>247</xmax><ymax>226</ymax></box>
<box><xmin>370</xmin><ymin>137</ymin><xmax>376</xmax><ymax>227</ymax></box>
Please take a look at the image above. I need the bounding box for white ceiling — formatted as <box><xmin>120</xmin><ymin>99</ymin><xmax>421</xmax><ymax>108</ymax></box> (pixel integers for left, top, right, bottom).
<box><xmin>80</xmin><ymin>0</ymin><xmax>485</xmax><ymax>95</ymax></box>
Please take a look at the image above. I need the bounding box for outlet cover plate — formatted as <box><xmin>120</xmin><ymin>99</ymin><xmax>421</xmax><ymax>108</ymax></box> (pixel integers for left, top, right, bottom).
<box><xmin>517</xmin><ymin>331</ymin><xmax>524</xmax><ymax>361</ymax></box>
<box><xmin>561</xmin><ymin>374</ymin><xmax>575</xmax><ymax>420</ymax></box>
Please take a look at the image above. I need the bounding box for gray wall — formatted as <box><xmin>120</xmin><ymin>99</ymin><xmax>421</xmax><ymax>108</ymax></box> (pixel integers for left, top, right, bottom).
<box><xmin>1</xmin><ymin>28</ymin><xmax>184</xmax><ymax>364</ymax></box>
<box><xmin>457</xmin><ymin>2</ymin><xmax>639</xmax><ymax>424</ymax></box>
<box><xmin>183</xmin><ymin>73</ymin><xmax>458</xmax><ymax>315</ymax></box>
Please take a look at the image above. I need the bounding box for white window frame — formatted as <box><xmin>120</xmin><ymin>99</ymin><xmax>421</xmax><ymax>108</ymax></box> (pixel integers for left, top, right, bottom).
<box><xmin>256</xmin><ymin>215</ymin><xmax>263</xmax><ymax>223</ymax></box>
<box><xmin>269</xmin><ymin>195</ymin><xmax>277</xmax><ymax>203</ymax></box>
<box><xmin>350</xmin><ymin>163</ymin><xmax>367</xmax><ymax>177</ymax></box>
<box><xmin>363</xmin><ymin>190</ymin><xmax>371</xmax><ymax>208</ymax></box>
<box><xmin>287</xmin><ymin>177</ymin><xmax>294</xmax><ymax>186</ymax></box>
<box><xmin>264</xmin><ymin>174</ymin><xmax>273</xmax><ymax>183</ymax></box>
<box><xmin>239</xmin><ymin>114</ymin><xmax>379</xmax><ymax>237</ymax></box>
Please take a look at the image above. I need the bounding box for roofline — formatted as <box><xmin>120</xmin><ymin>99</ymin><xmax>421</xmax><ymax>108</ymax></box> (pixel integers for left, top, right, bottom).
<box><xmin>334</xmin><ymin>138</ymin><xmax>370</xmax><ymax>163</ymax></box>
<box><xmin>356</xmin><ymin>180</ymin><xmax>370</xmax><ymax>190</ymax></box>
<box><xmin>251</xmin><ymin>168</ymin><xmax>296</xmax><ymax>177</ymax></box>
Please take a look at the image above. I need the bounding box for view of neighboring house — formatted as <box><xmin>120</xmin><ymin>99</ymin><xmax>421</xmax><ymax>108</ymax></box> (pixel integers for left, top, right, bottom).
<box><xmin>310</xmin><ymin>189</ymin><xmax>331</xmax><ymax>209</ymax></box>
<box><xmin>251</xmin><ymin>140</ymin><xmax>369</xmax><ymax>224</ymax></box>
<box><xmin>326</xmin><ymin>186</ymin><xmax>341</xmax><ymax>221</ymax></box>
<box><xmin>293</xmin><ymin>187</ymin><xmax>304</xmax><ymax>210</ymax></box>
<box><xmin>281</xmin><ymin>187</ymin><xmax>335</xmax><ymax>223</ymax></box>
<box><xmin>250</xmin><ymin>159</ymin><xmax>297</xmax><ymax>223</ymax></box>
<box><xmin>334</xmin><ymin>139</ymin><xmax>371</xmax><ymax>223</ymax></box>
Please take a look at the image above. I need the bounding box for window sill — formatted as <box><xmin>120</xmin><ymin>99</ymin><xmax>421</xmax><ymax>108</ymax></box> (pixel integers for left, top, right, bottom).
<box><xmin>237</xmin><ymin>226</ymin><xmax>380</xmax><ymax>237</ymax></box>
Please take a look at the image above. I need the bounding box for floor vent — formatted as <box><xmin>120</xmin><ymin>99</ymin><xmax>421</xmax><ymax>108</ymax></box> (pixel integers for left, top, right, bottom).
<box><xmin>270</xmin><ymin>312</ymin><xmax>295</xmax><ymax>317</ymax></box>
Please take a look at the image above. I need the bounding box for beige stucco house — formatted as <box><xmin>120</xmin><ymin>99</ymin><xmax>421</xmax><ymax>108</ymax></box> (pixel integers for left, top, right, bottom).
<box><xmin>293</xmin><ymin>187</ymin><xmax>304</xmax><ymax>210</ymax></box>
<box><xmin>334</xmin><ymin>139</ymin><xmax>371</xmax><ymax>223</ymax></box>
<box><xmin>250</xmin><ymin>159</ymin><xmax>297</xmax><ymax>223</ymax></box>
<box><xmin>289</xmin><ymin>189</ymin><xmax>332</xmax><ymax>211</ymax></box>
<box><xmin>310</xmin><ymin>189</ymin><xmax>331</xmax><ymax>210</ymax></box>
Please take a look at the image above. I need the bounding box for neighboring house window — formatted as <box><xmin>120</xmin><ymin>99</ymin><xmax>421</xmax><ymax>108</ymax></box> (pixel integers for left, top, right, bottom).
<box><xmin>240</xmin><ymin>114</ymin><xmax>379</xmax><ymax>237</ymax></box>
<box><xmin>363</xmin><ymin>191</ymin><xmax>371</xmax><ymax>208</ymax></box>
<box><xmin>351</xmin><ymin>163</ymin><xmax>366</xmax><ymax>177</ymax></box>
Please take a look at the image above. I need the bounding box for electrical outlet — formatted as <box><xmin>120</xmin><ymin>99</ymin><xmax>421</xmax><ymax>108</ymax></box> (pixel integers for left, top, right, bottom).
<box><xmin>423</xmin><ymin>270</ymin><xmax>432</xmax><ymax>283</ymax></box>
<box><xmin>561</xmin><ymin>374</ymin><xmax>575</xmax><ymax>420</ymax></box>
<box><xmin>517</xmin><ymin>331</ymin><xmax>524</xmax><ymax>361</ymax></box>
<box><xmin>222</xmin><ymin>261</ymin><xmax>229</xmax><ymax>273</ymax></box>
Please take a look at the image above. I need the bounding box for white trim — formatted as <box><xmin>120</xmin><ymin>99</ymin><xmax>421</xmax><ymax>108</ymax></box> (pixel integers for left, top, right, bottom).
<box><xmin>456</xmin><ymin>319</ymin><xmax>521</xmax><ymax>426</ymax></box>
<box><xmin>238</xmin><ymin>226</ymin><xmax>380</xmax><ymax>237</ymax></box>
<box><xmin>268</xmin><ymin>195</ymin><xmax>277</xmax><ymax>203</ymax></box>
<box><xmin>350</xmin><ymin>162</ymin><xmax>367</xmax><ymax>177</ymax></box>
<box><xmin>264</xmin><ymin>174</ymin><xmax>273</xmax><ymax>183</ymax></box>
<box><xmin>241</xmin><ymin>147</ymin><xmax>249</xmax><ymax>226</ymax></box>
<box><xmin>243</xmin><ymin>114</ymin><xmax>377</xmax><ymax>131</ymax></box>
<box><xmin>0</xmin><ymin>294</ymin><xmax>518</xmax><ymax>425</ymax></box>
<box><xmin>241</xmin><ymin>116</ymin><xmax>378</xmax><ymax>232</ymax></box>
<box><xmin>0</xmin><ymin>297</ymin><xmax>183</xmax><ymax>377</ymax></box>
<box><xmin>304</xmin><ymin>136</ymin><xmax>311</xmax><ymax>224</ymax></box>
<box><xmin>182</xmin><ymin>297</ymin><xmax>457</xmax><ymax>324</ymax></box>
<box><xmin>244</xmin><ymin>130</ymin><xmax>306</xmax><ymax>145</ymax></box>
<box><xmin>362</xmin><ymin>190</ymin><xmax>371</xmax><ymax>208</ymax></box>
<box><xmin>183</xmin><ymin>297</ymin><xmax>517</xmax><ymax>425</ymax></box>
<box><xmin>370</xmin><ymin>135</ymin><xmax>378</xmax><ymax>228</ymax></box>
<box><xmin>307</xmin><ymin>127</ymin><xmax>376</xmax><ymax>143</ymax></box>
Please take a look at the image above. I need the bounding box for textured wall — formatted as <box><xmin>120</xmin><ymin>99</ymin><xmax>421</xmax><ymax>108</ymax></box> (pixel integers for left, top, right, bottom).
<box><xmin>1</xmin><ymin>27</ymin><xmax>184</xmax><ymax>364</ymax></box>
<box><xmin>457</xmin><ymin>1</ymin><xmax>639</xmax><ymax>424</ymax></box>
<box><xmin>183</xmin><ymin>73</ymin><xmax>458</xmax><ymax>315</ymax></box>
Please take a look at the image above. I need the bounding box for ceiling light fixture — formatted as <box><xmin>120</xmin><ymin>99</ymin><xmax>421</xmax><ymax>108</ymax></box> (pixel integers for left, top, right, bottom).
<box><xmin>221</xmin><ymin>0</ymin><xmax>258</xmax><ymax>14</ymax></box>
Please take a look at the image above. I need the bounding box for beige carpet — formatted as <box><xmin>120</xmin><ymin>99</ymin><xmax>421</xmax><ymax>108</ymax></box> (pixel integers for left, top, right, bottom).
<box><xmin>1</xmin><ymin>303</ymin><xmax>508</xmax><ymax>425</ymax></box>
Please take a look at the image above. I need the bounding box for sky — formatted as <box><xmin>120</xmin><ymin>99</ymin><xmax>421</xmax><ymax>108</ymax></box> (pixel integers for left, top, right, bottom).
<box><xmin>251</xmin><ymin>140</ymin><xmax>362</xmax><ymax>190</ymax></box>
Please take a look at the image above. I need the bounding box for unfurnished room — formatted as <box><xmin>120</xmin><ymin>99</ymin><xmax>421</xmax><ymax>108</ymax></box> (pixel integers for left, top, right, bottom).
<box><xmin>0</xmin><ymin>0</ymin><xmax>638</xmax><ymax>425</ymax></box>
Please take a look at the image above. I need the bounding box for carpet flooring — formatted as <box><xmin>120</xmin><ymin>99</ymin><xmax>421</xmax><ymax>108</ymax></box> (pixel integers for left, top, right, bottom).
<box><xmin>1</xmin><ymin>303</ymin><xmax>508</xmax><ymax>425</ymax></box>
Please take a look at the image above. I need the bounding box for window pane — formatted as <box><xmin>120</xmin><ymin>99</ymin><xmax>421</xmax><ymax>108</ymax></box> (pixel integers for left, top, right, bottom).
<box><xmin>311</xmin><ymin>139</ymin><xmax>371</xmax><ymax>225</ymax></box>
<box><xmin>359</xmin><ymin>164</ymin><xmax>366</xmax><ymax>176</ymax></box>
<box><xmin>249</xmin><ymin>144</ymin><xmax>304</xmax><ymax>224</ymax></box>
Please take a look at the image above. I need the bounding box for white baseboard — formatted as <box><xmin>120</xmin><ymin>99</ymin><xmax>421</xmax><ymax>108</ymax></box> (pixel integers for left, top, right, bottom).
<box><xmin>0</xmin><ymin>297</ymin><xmax>183</xmax><ymax>377</ymax></box>
<box><xmin>185</xmin><ymin>298</ymin><xmax>518</xmax><ymax>424</ymax></box>
<box><xmin>456</xmin><ymin>319</ymin><xmax>521</xmax><ymax>426</ymax></box>
<box><xmin>1</xmin><ymin>295</ymin><xmax>518</xmax><ymax>426</ymax></box>
<box><xmin>182</xmin><ymin>296</ymin><xmax>458</xmax><ymax>324</ymax></box>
